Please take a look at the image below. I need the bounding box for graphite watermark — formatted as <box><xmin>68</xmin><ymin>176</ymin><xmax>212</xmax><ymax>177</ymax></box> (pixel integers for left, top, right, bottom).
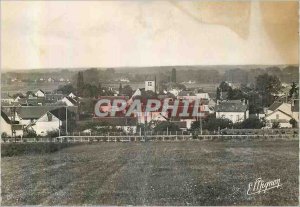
<box><xmin>94</xmin><ymin>98</ymin><xmax>205</xmax><ymax>117</ymax></box>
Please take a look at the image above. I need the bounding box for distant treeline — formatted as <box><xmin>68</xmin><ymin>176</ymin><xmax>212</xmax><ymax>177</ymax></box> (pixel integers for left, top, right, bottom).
<box><xmin>2</xmin><ymin>65</ymin><xmax>298</xmax><ymax>85</ymax></box>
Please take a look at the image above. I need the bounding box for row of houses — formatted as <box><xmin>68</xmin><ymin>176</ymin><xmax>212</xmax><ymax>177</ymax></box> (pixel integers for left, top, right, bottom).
<box><xmin>1</xmin><ymin>106</ymin><xmax>78</xmax><ymax>137</ymax></box>
<box><xmin>1</xmin><ymin>90</ymin><xmax>78</xmax><ymax>107</ymax></box>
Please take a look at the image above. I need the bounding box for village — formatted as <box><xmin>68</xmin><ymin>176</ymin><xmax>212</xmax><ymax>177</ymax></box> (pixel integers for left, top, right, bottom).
<box><xmin>1</xmin><ymin>68</ymin><xmax>299</xmax><ymax>140</ymax></box>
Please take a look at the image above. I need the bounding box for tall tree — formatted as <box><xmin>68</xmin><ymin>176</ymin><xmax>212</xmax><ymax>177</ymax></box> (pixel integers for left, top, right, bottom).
<box><xmin>171</xmin><ymin>68</ymin><xmax>176</xmax><ymax>83</ymax></box>
<box><xmin>255</xmin><ymin>73</ymin><xmax>281</xmax><ymax>106</ymax></box>
<box><xmin>289</xmin><ymin>82</ymin><xmax>299</xmax><ymax>99</ymax></box>
<box><xmin>77</xmin><ymin>71</ymin><xmax>84</xmax><ymax>97</ymax></box>
<box><xmin>118</xmin><ymin>83</ymin><xmax>123</xmax><ymax>95</ymax></box>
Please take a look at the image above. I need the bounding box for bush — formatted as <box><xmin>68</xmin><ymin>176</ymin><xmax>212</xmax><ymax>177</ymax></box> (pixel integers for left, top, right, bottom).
<box><xmin>289</xmin><ymin>118</ymin><xmax>298</xmax><ymax>128</ymax></box>
<box><xmin>1</xmin><ymin>143</ymin><xmax>79</xmax><ymax>157</ymax></box>
<box><xmin>46</xmin><ymin>130</ymin><xmax>59</xmax><ymax>138</ymax></box>
<box><xmin>23</xmin><ymin>130</ymin><xmax>37</xmax><ymax>138</ymax></box>
<box><xmin>272</xmin><ymin>121</ymin><xmax>280</xmax><ymax>129</ymax></box>
<box><xmin>1</xmin><ymin>132</ymin><xmax>9</xmax><ymax>138</ymax></box>
<box><xmin>233</xmin><ymin>118</ymin><xmax>265</xmax><ymax>129</ymax></box>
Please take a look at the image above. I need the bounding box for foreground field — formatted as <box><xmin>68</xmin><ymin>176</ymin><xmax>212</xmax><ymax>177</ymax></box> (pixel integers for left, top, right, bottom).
<box><xmin>2</xmin><ymin>140</ymin><xmax>299</xmax><ymax>206</ymax></box>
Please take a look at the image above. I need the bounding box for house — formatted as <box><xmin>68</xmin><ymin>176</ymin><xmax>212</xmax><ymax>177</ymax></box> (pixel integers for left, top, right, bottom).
<box><xmin>1</xmin><ymin>111</ymin><xmax>23</xmax><ymax>137</ymax></box>
<box><xmin>145</xmin><ymin>80</ymin><xmax>156</xmax><ymax>92</ymax></box>
<box><xmin>215</xmin><ymin>100</ymin><xmax>249</xmax><ymax>123</ymax></box>
<box><xmin>131</xmin><ymin>88</ymin><xmax>143</xmax><ymax>98</ymax></box>
<box><xmin>60</xmin><ymin>97</ymin><xmax>77</xmax><ymax>106</ymax></box>
<box><xmin>177</xmin><ymin>90</ymin><xmax>197</xmax><ymax>102</ymax></box>
<box><xmin>68</xmin><ymin>92</ymin><xmax>77</xmax><ymax>98</ymax></box>
<box><xmin>28</xmin><ymin>111</ymin><xmax>61</xmax><ymax>136</ymax></box>
<box><xmin>45</xmin><ymin>93</ymin><xmax>64</xmax><ymax>103</ymax></box>
<box><xmin>264</xmin><ymin>109</ymin><xmax>293</xmax><ymax>128</ymax></box>
<box><xmin>264</xmin><ymin>101</ymin><xmax>295</xmax><ymax>128</ymax></box>
<box><xmin>195</xmin><ymin>89</ymin><xmax>210</xmax><ymax>100</ymax></box>
<box><xmin>47</xmin><ymin>77</ymin><xmax>55</xmax><ymax>82</ymax></box>
<box><xmin>26</xmin><ymin>107</ymin><xmax>76</xmax><ymax>136</ymax></box>
<box><xmin>35</xmin><ymin>89</ymin><xmax>45</xmax><ymax>98</ymax></box>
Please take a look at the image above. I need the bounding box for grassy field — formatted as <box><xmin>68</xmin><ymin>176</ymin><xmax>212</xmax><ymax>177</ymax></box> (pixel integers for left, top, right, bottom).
<box><xmin>1</xmin><ymin>140</ymin><xmax>299</xmax><ymax>206</ymax></box>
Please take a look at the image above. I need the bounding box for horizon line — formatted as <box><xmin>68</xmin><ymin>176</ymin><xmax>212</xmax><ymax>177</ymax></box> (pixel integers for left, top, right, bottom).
<box><xmin>2</xmin><ymin>63</ymin><xmax>299</xmax><ymax>72</ymax></box>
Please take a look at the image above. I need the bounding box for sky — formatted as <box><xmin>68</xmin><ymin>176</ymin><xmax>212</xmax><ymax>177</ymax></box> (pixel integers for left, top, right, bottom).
<box><xmin>1</xmin><ymin>1</ymin><xmax>298</xmax><ymax>70</ymax></box>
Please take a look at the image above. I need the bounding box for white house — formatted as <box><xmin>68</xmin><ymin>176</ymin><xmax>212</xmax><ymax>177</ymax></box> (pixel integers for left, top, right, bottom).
<box><xmin>265</xmin><ymin>101</ymin><xmax>295</xmax><ymax>128</ymax></box>
<box><xmin>168</xmin><ymin>88</ymin><xmax>181</xmax><ymax>97</ymax></box>
<box><xmin>145</xmin><ymin>80</ymin><xmax>156</xmax><ymax>92</ymax></box>
<box><xmin>215</xmin><ymin>100</ymin><xmax>249</xmax><ymax>123</ymax></box>
<box><xmin>264</xmin><ymin>109</ymin><xmax>293</xmax><ymax>128</ymax></box>
<box><xmin>1</xmin><ymin>111</ymin><xmax>23</xmax><ymax>137</ymax></box>
<box><xmin>35</xmin><ymin>89</ymin><xmax>45</xmax><ymax>98</ymax></box>
<box><xmin>68</xmin><ymin>92</ymin><xmax>77</xmax><ymax>98</ymax></box>
<box><xmin>30</xmin><ymin>112</ymin><xmax>61</xmax><ymax>136</ymax></box>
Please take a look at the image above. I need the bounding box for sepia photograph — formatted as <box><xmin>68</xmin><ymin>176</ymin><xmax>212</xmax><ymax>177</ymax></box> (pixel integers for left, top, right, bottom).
<box><xmin>1</xmin><ymin>1</ymin><xmax>299</xmax><ymax>206</ymax></box>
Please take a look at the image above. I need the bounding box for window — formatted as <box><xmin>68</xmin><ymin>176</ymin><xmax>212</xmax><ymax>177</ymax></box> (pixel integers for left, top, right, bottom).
<box><xmin>236</xmin><ymin>115</ymin><xmax>239</xmax><ymax>121</ymax></box>
<box><xmin>148</xmin><ymin>82</ymin><xmax>152</xmax><ymax>86</ymax></box>
<box><xmin>276</xmin><ymin>114</ymin><xmax>279</xmax><ymax>119</ymax></box>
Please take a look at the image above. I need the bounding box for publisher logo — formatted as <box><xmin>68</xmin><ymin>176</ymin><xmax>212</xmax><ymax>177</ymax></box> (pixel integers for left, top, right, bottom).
<box><xmin>247</xmin><ymin>178</ymin><xmax>282</xmax><ymax>195</ymax></box>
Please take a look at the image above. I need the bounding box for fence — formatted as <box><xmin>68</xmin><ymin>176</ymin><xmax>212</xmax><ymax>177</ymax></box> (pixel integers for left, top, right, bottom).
<box><xmin>1</xmin><ymin>132</ymin><xmax>298</xmax><ymax>143</ymax></box>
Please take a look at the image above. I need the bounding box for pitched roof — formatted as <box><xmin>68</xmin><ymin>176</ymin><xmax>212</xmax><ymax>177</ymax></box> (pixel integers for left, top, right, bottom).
<box><xmin>49</xmin><ymin>107</ymin><xmax>77</xmax><ymax>121</ymax></box>
<box><xmin>215</xmin><ymin>100</ymin><xmax>248</xmax><ymax>112</ymax></box>
<box><xmin>1</xmin><ymin>111</ymin><xmax>19</xmax><ymax>124</ymax></box>
<box><xmin>65</xmin><ymin>97</ymin><xmax>77</xmax><ymax>105</ymax></box>
<box><xmin>265</xmin><ymin>109</ymin><xmax>293</xmax><ymax>120</ymax></box>
<box><xmin>36</xmin><ymin>89</ymin><xmax>45</xmax><ymax>94</ymax></box>
<box><xmin>17</xmin><ymin>106</ymin><xmax>58</xmax><ymax>119</ymax></box>
<box><xmin>268</xmin><ymin>102</ymin><xmax>283</xmax><ymax>111</ymax></box>
<box><xmin>1</xmin><ymin>110</ymin><xmax>11</xmax><ymax>123</ymax></box>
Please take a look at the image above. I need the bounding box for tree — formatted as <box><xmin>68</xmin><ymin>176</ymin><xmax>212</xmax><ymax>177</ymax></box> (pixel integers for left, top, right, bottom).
<box><xmin>216</xmin><ymin>87</ymin><xmax>221</xmax><ymax>100</ymax></box>
<box><xmin>227</xmin><ymin>88</ymin><xmax>245</xmax><ymax>100</ymax></box>
<box><xmin>23</xmin><ymin>129</ymin><xmax>37</xmax><ymax>138</ymax></box>
<box><xmin>289</xmin><ymin>118</ymin><xmax>298</xmax><ymax>128</ymax></box>
<box><xmin>118</xmin><ymin>83</ymin><xmax>123</xmax><ymax>95</ymax></box>
<box><xmin>171</xmin><ymin>68</ymin><xmax>176</xmax><ymax>83</ymax></box>
<box><xmin>77</xmin><ymin>71</ymin><xmax>84</xmax><ymax>96</ymax></box>
<box><xmin>56</xmin><ymin>84</ymin><xmax>75</xmax><ymax>95</ymax></box>
<box><xmin>289</xmin><ymin>82</ymin><xmax>299</xmax><ymax>99</ymax></box>
<box><xmin>122</xmin><ymin>85</ymin><xmax>133</xmax><ymax>97</ymax></box>
<box><xmin>219</xmin><ymin>81</ymin><xmax>231</xmax><ymax>92</ymax></box>
<box><xmin>82</xmin><ymin>84</ymin><xmax>98</xmax><ymax>98</ymax></box>
<box><xmin>255</xmin><ymin>73</ymin><xmax>281</xmax><ymax>95</ymax></box>
<box><xmin>191</xmin><ymin>114</ymin><xmax>233</xmax><ymax>131</ymax></box>
<box><xmin>255</xmin><ymin>73</ymin><xmax>281</xmax><ymax>106</ymax></box>
<box><xmin>153</xmin><ymin>121</ymin><xmax>180</xmax><ymax>132</ymax></box>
